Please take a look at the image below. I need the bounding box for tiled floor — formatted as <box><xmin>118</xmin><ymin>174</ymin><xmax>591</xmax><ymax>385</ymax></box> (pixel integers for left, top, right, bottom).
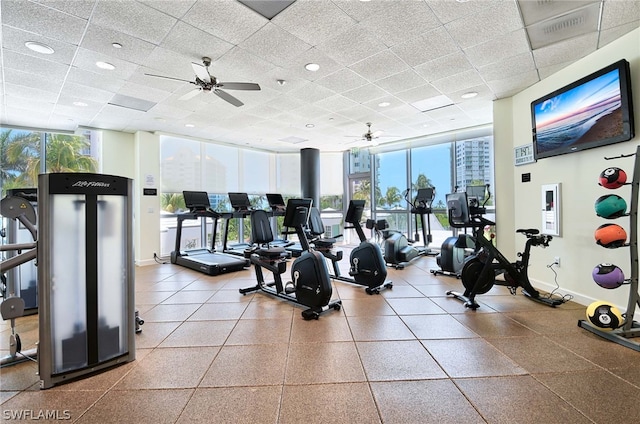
<box><xmin>2</xmin><ymin>253</ymin><xmax>640</xmax><ymax>423</ymax></box>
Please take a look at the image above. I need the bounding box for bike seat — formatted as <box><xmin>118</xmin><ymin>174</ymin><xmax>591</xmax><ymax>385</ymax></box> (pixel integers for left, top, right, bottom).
<box><xmin>516</xmin><ymin>228</ymin><xmax>539</xmax><ymax>235</ymax></box>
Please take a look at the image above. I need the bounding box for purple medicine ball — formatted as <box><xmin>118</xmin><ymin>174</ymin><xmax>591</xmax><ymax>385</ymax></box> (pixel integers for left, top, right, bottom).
<box><xmin>592</xmin><ymin>263</ymin><xmax>625</xmax><ymax>289</ymax></box>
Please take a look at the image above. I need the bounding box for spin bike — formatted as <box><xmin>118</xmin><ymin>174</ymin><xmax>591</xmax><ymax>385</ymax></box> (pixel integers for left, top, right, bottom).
<box><xmin>445</xmin><ymin>190</ymin><xmax>563</xmax><ymax>309</ymax></box>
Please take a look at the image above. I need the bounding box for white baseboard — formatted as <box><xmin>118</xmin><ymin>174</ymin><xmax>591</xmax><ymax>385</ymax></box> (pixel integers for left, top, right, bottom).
<box><xmin>135</xmin><ymin>258</ymin><xmax>157</xmax><ymax>267</ymax></box>
<box><xmin>531</xmin><ymin>278</ymin><xmax>640</xmax><ymax>322</ymax></box>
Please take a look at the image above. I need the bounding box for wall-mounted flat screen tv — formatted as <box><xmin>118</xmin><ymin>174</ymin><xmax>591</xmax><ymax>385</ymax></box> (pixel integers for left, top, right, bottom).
<box><xmin>532</xmin><ymin>59</ymin><xmax>634</xmax><ymax>160</ymax></box>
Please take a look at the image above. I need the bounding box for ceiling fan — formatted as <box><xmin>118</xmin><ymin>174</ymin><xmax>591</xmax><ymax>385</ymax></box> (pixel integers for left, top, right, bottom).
<box><xmin>347</xmin><ymin>122</ymin><xmax>392</xmax><ymax>145</ymax></box>
<box><xmin>145</xmin><ymin>56</ymin><xmax>260</xmax><ymax>107</ymax></box>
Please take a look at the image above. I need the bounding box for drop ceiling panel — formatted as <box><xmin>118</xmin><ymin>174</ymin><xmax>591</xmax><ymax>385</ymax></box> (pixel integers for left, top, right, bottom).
<box><xmin>4</xmin><ymin>83</ymin><xmax>59</xmax><ymax>103</ymax></box>
<box><xmin>272</xmin><ymin>0</ymin><xmax>357</xmax><ymax>46</ymax></box>
<box><xmin>445</xmin><ymin>3</ymin><xmax>523</xmax><ymax>49</ymax></box>
<box><xmin>464</xmin><ymin>30</ymin><xmax>531</xmax><ymax>68</ymax></box>
<box><xmin>425</xmin><ymin>0</ymin><xmax>504</xmax><ymax>24</ymax></box>
<box><xmin>91</xmin><ymin>0</ymin><xmax>177</xmax><ymax>44</ymax></box>
<box><xmin>317</xmin><ymin>25</ymin><xmax>388</xmax><ymax>67</ymax></box>
<box><xmin>349</xmin><ymin>50</ymin><xmax>410</xmax><ymax>82</ymax></box>
<box><xmin>390</xmin><ymin>26</ymin><xmax>459</xmax><ymax>68</ymax></box>
<box><xmin>182</xmin><ymin>0</ymin><xmax>268</xmax><ymax>45</ymax></box>
<box><xmin>414</xmin><ymin>52</ymin><xmax>473</xmax><ymax>83</ymax></box>
<box><xmin>478</xmin><ymin>53</ymin><xmax>536</xmax><ymax>83</ymax></box>
<box><xmin>139</xmin><ymin>0</ymin><xmax>197</xmax><ymax>18</ymax></box>
<box><xmin>2</xmin><ymin>26</ymin><xmax>77</xmax><ymax>65</ymax></box>
<box><xmin>601</xmin><ymin>1</ymin><xmax>640</xmax><ymax>28</ymax></box>
<box><xmin>315</xmin><ymin>68</ymin><xmax>369</xmax><ymax>93</ymax></box>
<box><xmin>1</xmin><ymin>0</ymin><xmax>89</xmax><ymax>44</ymax></box>
<box><xmin>159</xmin><ymin>21</ymin><xmax>234</xmax><ymax>62</ymax></box>
<box><xmin>239</xmin><ymin>23</ymin><xmax>312</xmax><ymax>67</ymax></box>
<box><xmin>81</xmin><ymin>24</ymin><xmax>157</xmax><ymax>65</ymax></box>
<box><xmin>2</xmin><ymin>50</ymin><xmax>70</xmax><ymax>82</ymax></box>
<box><xmin>3</xmin><ymin>68</ymin><xmax>64</xmax><ymax>94</ymax></box>
<box><xmin>72</xmin><ymin>48</ymin><xmax>139</xmax><ymax>80</ymax></box>
<box><xmin>532</xmin><ymin>32</ymin><xmax>598</xmax><ymax>68</ymax></box>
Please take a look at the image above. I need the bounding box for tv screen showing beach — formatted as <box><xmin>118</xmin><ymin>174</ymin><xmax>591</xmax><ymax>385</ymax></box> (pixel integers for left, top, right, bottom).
<box><xmin>533</xmin><ymin>68</ymin><xmax>623</xmax><ymax>157</ymax></box>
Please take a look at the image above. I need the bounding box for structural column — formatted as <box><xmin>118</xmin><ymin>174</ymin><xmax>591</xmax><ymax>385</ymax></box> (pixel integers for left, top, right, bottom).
<box><xmin>300</xmin><ymin>148</ymin><xmax>320</xmax><ymax>208</ymax></box>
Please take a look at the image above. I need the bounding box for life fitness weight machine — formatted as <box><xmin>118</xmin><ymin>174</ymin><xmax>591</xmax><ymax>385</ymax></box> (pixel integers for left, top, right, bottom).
<box><xmin>0</xmin><ymin>174</ymin><xmax>139</xmax><ymax>388</ymax></box>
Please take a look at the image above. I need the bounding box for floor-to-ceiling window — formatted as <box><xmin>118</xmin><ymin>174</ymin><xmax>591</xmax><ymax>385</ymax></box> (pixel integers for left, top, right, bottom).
<box><xmin>374</xmin><ymin>149</ymin><xmax>409</xmax><ymax>239</ymax></box>
<box><xmin>1</xmin><ymin>127</ymin><xmax>101</xmax><ymax>196</ymax></box>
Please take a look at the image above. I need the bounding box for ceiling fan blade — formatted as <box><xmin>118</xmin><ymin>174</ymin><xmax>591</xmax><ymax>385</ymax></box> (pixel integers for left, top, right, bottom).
<box><xmin>145</xmin><ymin>73</ymin><xmax>193</xmax><ymax>83</ymax></box>
<box><xmin>217</xmin><ymin>82</ymin><xmax>261</xmax><ymax>91</ymax></box>
<box><xmin>191</xmin><ymin>62</ymin><xmax>211</xmax><ymax>83</ymax></box>
<box><xmin>179</xmin><ymin>88</ymin><xmax>202</xmax><ymax>101</ymax></box>
<box><xmin>214</xmin><ymin>89</ymin><xmax>244</xmax><ymax>107</ymax></box>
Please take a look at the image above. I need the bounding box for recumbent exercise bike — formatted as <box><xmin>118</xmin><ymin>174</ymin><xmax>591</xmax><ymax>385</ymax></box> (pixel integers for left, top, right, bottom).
<box><xmin>444</xmin><ymin>189</ymin><xmax>563</xmax><ymax>309</ymax></box>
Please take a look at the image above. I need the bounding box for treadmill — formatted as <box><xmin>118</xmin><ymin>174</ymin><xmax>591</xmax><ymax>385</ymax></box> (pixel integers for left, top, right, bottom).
<box><xmin>170</xmin><ymin>191</ymin><xmax>249</xmax><ymax>275</ymax></box>
<box><xmin>221</xmin><ymin>192</ymin><xmax>254</xmax><ymax>256</ymax></box>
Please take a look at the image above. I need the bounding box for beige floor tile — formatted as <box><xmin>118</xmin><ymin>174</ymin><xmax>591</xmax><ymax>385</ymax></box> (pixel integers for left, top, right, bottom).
<box><xmin>158</xmin><ymin>320</ymin><xmax>236</xmax><ymax>347</ymax></box>
<box><xmin>200</xmin><ymin>344</ymin><xmax>288</xmax><ymax>387</ymax></box>
<box><xmin>386</xmin><ymin>297</ymin><xmax>447</xmax><ymax>314</ymax></box>
<box><xmin>142</xmin><ymin>303</ymin><xmax>201</xmax><ymax>322</ymax></box>
<box><xmin>339</xmin><ymin>297</ymin><xmax>396</xmax><ymax>316</ymax></box>
<box><xmin>161</xmin><ymin>290</ymin><xmax>215</xmax><ymax>304</ymax></box>
<box><xmin>280</xmin><ymin>382</ymin><xmax>381</xmax><ymax>424</ymax></box>
<box><xmin>225</xmin><ymin>318</ymin><xmax>292</xmax><ymax>345</ymax></box>
<box><xmin>285</xmin><ymin>342</ymin><xmax>366</xmax><ymax>384</ymax></box>
<box><xmin>347</xmin><ymin>315</ymin><xmax>416</xmax><ymax>341</ymax></box>
<box><xmin>402</xmin><ymin>314</ymin><xmax>479</xmax><ymax>339</ymax></box>
<box><xmin>0</xmin><ymin>389</ymin><xmax>105</xmax><ymax>423</ymax></box>
<box><xmin>371</xmin><ymin>380</ymin><xmax>484</xmax><ymax>423</ymax></box>
<box><xmin>452</xmin><ymin>311</ymin><xmax>539</xmax><ymax>337</ymax></box>
<box><xmin>187</xmin><ymin>302</ymin><xmax>249</xmax><ymax>321</ymax></box>
<box><xmin>357</xmin><ymin>340</ymin><xmax>447</xmax><ymax>380</ymax></box>
<box><xmin>290</xmin><ymin>313</ymin><xmax>353</xmax><ymax>343</ymax></box>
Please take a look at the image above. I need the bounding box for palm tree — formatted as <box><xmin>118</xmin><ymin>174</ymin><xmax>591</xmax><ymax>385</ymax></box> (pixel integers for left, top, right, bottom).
<box><xmin>383</xmin><ymin>186</ymin><xmax>403</xmax><ymax>209</ymax></box>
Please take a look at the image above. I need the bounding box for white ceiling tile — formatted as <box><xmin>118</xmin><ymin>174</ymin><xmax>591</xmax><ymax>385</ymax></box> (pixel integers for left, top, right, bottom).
<box><xmin>425</xmin><ymin>0</ymin><xmax>505</xmax><ymax>24</ymax></box>
<box><xmin>239</xmin><ymin>23</ymin><xmax>312</xmax><ymax>67</ymax></box>
<box><xmin>81</xmin><ymin>24</ymin><xmax>158</xmax><ymax>65</ymax></box>
<box><xmin>601</xmin><ymin>1</ymin><xmax>640</xmax><ymax>29</ymax></box>
<box><xmin>5</xmin><ymin>95</ymin><xmax>55</xmax><ymax>114</ymax></box>
<box><xmin>182</xmin><ymin>0</ymin><xmax>268</xmax><ymax>45</ymax></box>
<box><xmin>283</xmin><ymin>47</ymin><xmax>343</xmax><ymax>81</ymax></box>
<box><xmin>4</xmin><ymin>82</ymin><xmax>59</xmax><ymax>103</ymax></box>
<box><xmin>314</xmin><ymin>68</ymin><xmax>369</xmax><ymax>93</ymax></box>
<box><xmin>313</xmin><ymin>94</ymin><xmax>360</xmax><ymax>112</ymax></box>
<box><xmin>335</xmin><ymin>104</ymin><xmax>377</xmax><ymax>122</ymax></box>
<box><xmin>464</xmin><ymin>29</ymin><xmax>531</xmax><ymax>68</ymax></box>
<box><xmin>359</xmin><ymin>1</ymin><xmax>441</xmax><ymax>47</ymax></box>
<box><xmin>142</xmin><ymin>47</ymin><xmax>201</xmax><ymax>78</ymax></box>
<box><xmin>72</xmin><ymin>48</ymin><xmax>140</xmax><ymax>80</ymax></box>
<box><xmin>287</xmin><ymin>82</ymin><xmax>336</xmax><ymax>103</ymax></box>
<box><xmin>60</xmin><ymin>81</ymin><xmax>116</xmax><ymax>104</ymax></box>
<box><xmin>349</xmin><ymin>50</ymin><xmax>410</xmax><ymax>82</ymax></box>
<box><xmin>2</xmin><ymin>50</ymin><xmax>70</xmax><ymax>82</ymax></box>
<box><xmin>161</xmin><ymin>21</ymin><xmax>234</xmax><ymax>63</ymax></box>
<box><xmin>2</xmin><ymin>0</ymin><xmax>88</xmax><ymax>44</ymax></box>
<box><xmin>486</xmin><ymin>70</ymin><xmax>540</xmax><ymax>99</ymax></box>
<box><xmin>139</xmin><ymin>0</ymin><xmax>197</xmax><ymax>18</ymax></box>
<box><xmin>32</xmin><ymin>0</ymin><xmax>98</xmax><ymax>19</ymax></box>
<box><xmin>210</xmin><ymin>47</ymin><xmax>277</xmax><ymax>83</ymax></box>
<box><xmin>532</xmin><ymin>32</ymin><xmax>598</xmax><ymax>68</ymax></box>
<box><xmin>391</xmin><ymin>26</ymin><xmax>459</xmax><ymax>68</ymax></box>
<box><xmin>272</xmin><ymin>0</ymin><xmax>357</xmax><ymax>45</ymax></box>
<box><xmin>395</xmin><ymin>84</ymin><xmax>441</xmax><ymax>104</ymax></box>
<box><xmin>445</xmin><ymin>3</ymin><xmax>523</xmax><ymax>49</ymax></box>
<box><xmin>91</xmin><ymin>0</ymin><xmax>177</xmax><ymax>44</ymax></box>
<box><xmin>116</xmin><ymin>81</ymin><xmax>172</xmax><ymax>103</ymax></box>
<box><xmin>3</xmin><ymin>67</ymin><xmax>64</xmax><ymax>94</ymax></box>
<box><xmin>66</xmin><ymin>67</ymin><xmax>126</xmax><ymax>93</ymax></box>
<box><xmin>341</xmin><ymin>84</ymin><xmax>389</xmax><ymax>104</ymax></box>
<box><xmin>478</xmin><ymin>52</ymin><xmax>536</xmax><ymax>82</ymax></box>
<box><xmin>375</xmin><ymin>70</ymin><xmax>428</xmax><ymax>94</ymax></box>
<box><xmin>1</xmin><ymin>26</ymin><xmax>77</xmax><ymax>65</ymax></box>
<box><xmin>599</xmin><ymin>21</ymin><xmax>640</xmax><ymax>48</ymax></box>
<box><xmin>317</xmin><ymin>25</ymin><xmax>388</xmax><ymax>66</ymax></box>
<box><xmin>414</xmin><ymin>51</ymin><xmax>473</xmax><ymax>82</ymax></box>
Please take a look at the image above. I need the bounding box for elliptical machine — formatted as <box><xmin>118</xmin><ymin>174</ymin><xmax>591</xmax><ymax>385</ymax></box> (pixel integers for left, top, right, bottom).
<box><xmin>445</xmin><ymin>188</ymin><xmax>564</xmax><ymax>309</ymax></box>
<box><xmin>382</xmin><ymin>188</ymin><xmax>435</xmax><ymax>269</ymax></box>
<box><xmin>239</xmin><ymin>198</ymin><xmax>341</xmax><ymax>320</ymax></box>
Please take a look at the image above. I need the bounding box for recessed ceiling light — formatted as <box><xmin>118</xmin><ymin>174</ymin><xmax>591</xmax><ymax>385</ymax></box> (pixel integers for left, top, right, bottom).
<box><xmin>305</xmin><ymin>123</ymin><xmax>315</xmax><ymax>128</ymax></box>
<box><xmin>96</xmin><ymin>61</ymin><xmax>115</xmax><ymax>70</ymax></box>
<box><xmin>461</xmin><ymin>91</ymin><xmax>478</xmax><ymax>99</ymax></box>
<box><xmin>25</xmin><ymin>41</ymin><xmax>54</xmax><ymax>54</ymax></box>
<box><xmin>277</xmin><ymin>79</ymin><xmax>286</xmax><ymax>86</ymax></box>
<box><xmin>305</xmin><ymin>63</ymin><xmax>320</xmax><ymax>72</ymax></box>
<box><xmin>73</xmin><ymin>101</ymin><xmax>88</xmax><ymax>107</ymax></box>
<box><xmin>378</xmin><ymin>101</ymin><xmax>391</xmax><ymax>107</ymax></box>
<box><xmin>112</xmin><ymin>42</ymin><xmax>123</xmax><ymax>49</ymax></box>
<box><xmin>185</xmin><ymin>124</ymin><xmax>195</xmax><ymax>128</ymax></box>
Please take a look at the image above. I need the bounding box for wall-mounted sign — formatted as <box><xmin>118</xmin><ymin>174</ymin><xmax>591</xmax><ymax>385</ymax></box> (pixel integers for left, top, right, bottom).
<box><xmin>514</xmin><ymin>143</ymin><xmax>535</xmax><ymax>166</ymax></box>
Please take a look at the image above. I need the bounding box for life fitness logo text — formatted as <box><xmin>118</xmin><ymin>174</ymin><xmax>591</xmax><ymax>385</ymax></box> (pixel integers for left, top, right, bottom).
<box><xmin>71</xmin><ymin>181</ymin><xmax>110</xmax><ymax>188</ymax></box>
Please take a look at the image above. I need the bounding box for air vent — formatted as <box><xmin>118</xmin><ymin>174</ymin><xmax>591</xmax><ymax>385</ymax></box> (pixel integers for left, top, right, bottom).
<box><xmin>279</xmin><ymin>136</ymin><xmax>307</xmax><ymax>144</ymax></box>
<box><xmin>523</xmin><ymin>2</ymin><xmax>601</xmax><ymax>50</ymax></box>
<box><xmin>108</xmin><ymin>94</ymin><xmax>156</xmax><ymax>112</ymax></box>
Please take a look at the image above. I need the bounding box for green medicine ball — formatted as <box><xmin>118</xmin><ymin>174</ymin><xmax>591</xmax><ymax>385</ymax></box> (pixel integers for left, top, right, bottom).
<box><xmin>594</xmin><ymin>194</ymin><xmax>627</xmax><ymax>219</ymax></box>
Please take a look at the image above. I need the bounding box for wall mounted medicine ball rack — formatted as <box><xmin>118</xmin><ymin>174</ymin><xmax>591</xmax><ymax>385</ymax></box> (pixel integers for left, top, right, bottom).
<box><xmin>578</xmin><ymin>145</ymin><xmax>640</xmax><ymax>351</ymax></box>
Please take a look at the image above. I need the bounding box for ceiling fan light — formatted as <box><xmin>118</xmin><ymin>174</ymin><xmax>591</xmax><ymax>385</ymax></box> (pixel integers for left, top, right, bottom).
<box><xmin>25</xmin><ymin>41</ymin><xmax>55</xmax><ymax>54</ymax></box>
<box><xmin>112</xmin><ymin>42</ymin><xmax>123</xmax><ymax>49</ymax></box>
<box><xmin>96</xmin><ymin>61</ymin><xmax>116</xmax><ymax>70</ymax></box>
<box><xmin>305</xmin><ymin>63</ymin><xmax>320</xmax><ymax>72</ymax></box>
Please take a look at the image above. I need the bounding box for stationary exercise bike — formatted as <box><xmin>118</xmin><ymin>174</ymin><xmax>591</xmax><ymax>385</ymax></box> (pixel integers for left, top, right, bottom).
<box><xmin>239</xmin><ymin>198</ymin><xmax>341</xmax><ymax>320</ymax></box>
<box><xmin>445</xmin><ymin>189</ymin><xmax>564</xmax><ymax>309</ymax></box>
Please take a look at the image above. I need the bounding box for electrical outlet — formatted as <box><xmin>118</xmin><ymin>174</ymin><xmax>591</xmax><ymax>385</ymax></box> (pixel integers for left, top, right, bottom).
<box><xmin>554</xmin><ymin>256</ymin><xmax>561</xmax><ymax>267</ymax></box>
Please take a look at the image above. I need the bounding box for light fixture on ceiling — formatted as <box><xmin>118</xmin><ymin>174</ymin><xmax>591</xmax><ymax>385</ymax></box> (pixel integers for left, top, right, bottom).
<box><xmin>305</xmin><ymin>123</ymin><xmax>315</xmax><ymax>128</ymax></box>
<box><xmin>410</xmin><ymin>94</ymin><xmax>453</xmax><ymax>112</ymax></box>
<box><xmin>461</xmin><ymin>92</ymin><xmax>478</xmax><ymax>99</ymax></box>
<box><xmin>25</xmin><ymin>41</ymin><xmax>55</xmax><ymax>54</ymax></box>
<box><xmin>112</xmin><ymin>42</ymin><xmax>123</xmax><ymax>49</ymax></box>
<box><xmin>277</xmin><ymin>79</ymin><xmax>286</xmax><ymax>86</ymax></box>
<box><xmin>73</xmin><ymin>101</ymin><xmax>88</xmax><ymax>107</ymax></box>
<box><xmin>305</xmin><ymin>63</ymin><xmax>320</xmax><ymax>72</ymax></box>
<box><xmin>96</xmin><ymin>61</ymin><xmax>116</xmax><ymax>70</ymax></box>
<box><xmin>378</xmin><ymin>101</ymin><xmax>391</xmax><ymax>107</ymax></box>
<box><xmin>185</xmin><ymin>124</ymin><xmax>195</xmax><ymax>128</ymax></box>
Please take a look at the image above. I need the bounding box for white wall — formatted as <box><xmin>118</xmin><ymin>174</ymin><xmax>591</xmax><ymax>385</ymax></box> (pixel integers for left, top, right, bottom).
<box><xmin>134</xmin><ymin>131</ymin><xmax>161</xmax><ymax>266</ymax></box>
<box><xmin>101</xmin><ymin>130</ymin><xmax>135</xmax><ymax>178</ymax></box>
<box><xmin>495</xmin><ymin>28</ymin><xmax>640</xmax><ymax>319</ymax></box>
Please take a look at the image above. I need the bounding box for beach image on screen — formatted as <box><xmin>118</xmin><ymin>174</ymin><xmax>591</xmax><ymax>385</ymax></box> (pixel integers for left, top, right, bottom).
<box><xmin>534</xmin><ymin>69</ymin><xmax>623</xmax><ymax>154</ymax></box>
